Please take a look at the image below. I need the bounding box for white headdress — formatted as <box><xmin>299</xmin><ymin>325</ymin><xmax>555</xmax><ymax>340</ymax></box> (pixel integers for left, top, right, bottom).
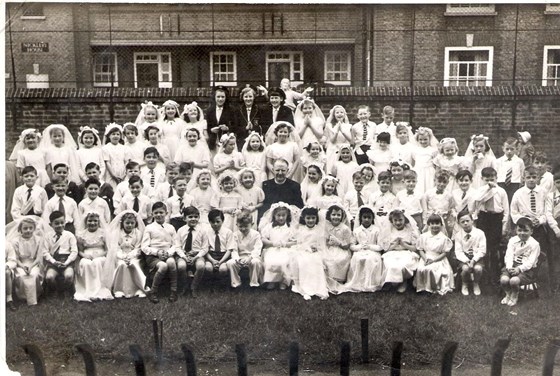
<box><xmin>40</xmin><ymin>124</ymin><xmax>78</xmax><ymax>150</ymax></box>
<box><xmin>159</xmin><ymin>100</ymin><xmax>181</xmax><ymax>119</ymax></box>
<box><xmin>103</xmin><ymin>123</ymin><xmax>124</xmax><ymax>145</ymax></box>
<box><xmin>464</xmin><ymin>133</ymin><xmax>495</xmax><ymax>159</ymax></box>
<box><xmin>135</xmin><ymin>101</ymin><xmax>161</xmax><ymax>127</ymax></box>
<box><xmin>264</xmin><ymin>121</ymin><xmax>302</xmax><ymax>148</ymax></box>
<box><xmin>78</xmin><ymin>126</ymin><xmax>102</xmax><ymax>149</ymax></box>
<box><xmin>258</xmin><ymin>201</ymin><xmax>301</xmax><ymax>232</ymax></box>
<box><xmin>414</xmin><ymin>126</ymin><xmax>439</xmax><ymax>148</ymax></box>
<box><xmin>5</xmin><ymin>215</ymin><xmax>49</xmax><ymax>269</ymax></box>
<box><xmin>181</xmin><ymin>101</ymin><xmax>205</xmax><ymax>122</ymax></box>
<box><xmin>326</xmin><ymin>105</ymin><xmax>350</xmax><ymax>126</ymax></box>
<box><xmin>9</xmin><ymin>128</ymin><xmax>42</xmax><ymax>161</ymax></box>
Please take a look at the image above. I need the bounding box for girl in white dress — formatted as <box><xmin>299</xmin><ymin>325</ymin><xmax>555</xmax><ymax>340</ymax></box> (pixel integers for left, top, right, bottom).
<box><xmin>433</xmin><ymin>137</ymin><xmax>466</xmax><ymax>193</ymax></box>
<box><xmin>332</xmin><ymin>144</ymin><xmax>359</xmax><ymax>197</ymax></box>
<box><xmin>6</xmin><ymin>216</ymin><xmax>46</xmax><ymax>306</ymax></box>
<box><xmin>76</xmin><ymin>126</ymin><xmax>105</xmax><ymax>183</ymax></box>
<box><xmin>379</xmin><ymin>209</ymin><xmax>420</xmax><ymax>293</ymax></box>
<box><xmin>260</xmin><ymin>203</ymin><xmax>298</xmax><ymax>290</ymax></box>
<box><xmin>360</xmin><ymin>164</ymin><xmax>378</xmax><ymax>198</ymax></box>
<box><xmin>264</xmin><ymin>121</ymin><xmax>302</xmax><ymax>181</ymax></box>
<box><xmin>343</xmin><ymin>206</ymin><xmax>384</xmax><ymax>292</ymax></box>
<box><xmin>102</xmin><ymin>123</ymin><xmax>129</xmax><ymax>188</ymax></box>
<box><xmin>135</xmin><ymin>101</ymin><xmax>161</xmax><ymax>142</ymax></box>
<box><xmin>143</xmin><ymin>124</ymin><xmax>171</xmax><ymax>166</ymax></box>
<box><xmin>174</xmin><ymin>128</ymin><xmax>211</xmax><ymax>175</ymax></box>
<box><xmin>389</xmin><ymin>160</ymin><xmax>410</xmax><ymax>195</ymax></box>
<box><xmin>10</xmin><ymin>129</ymin><xmax>49</xmax><ymax>187</ymax></box>
<box><xmin>181</xmin><ymin>101</ymin><xmax>208</xmax><ymax>145</ymax></box>
<box><xmin>391</xmin><ymin>122</ymin><xmax>415</xmax><ymax>166</ymax></box>
<box><xmin>189</xmin><ymin>169</ymin><xmax>218</xmax><ymax>226</ymax></box>
<box><xmin>241</xmin><ymin>132</ymin><xmax>267</xmax><ymax>186</ymax></box>
<box><xmin>411</xmin><ymin>126</ymin><xmax>439</xmax><ymax>195</ymax></box>
<box><xmin>213</xmin><ymin>133</ymin><xmax>246</xmax><ymax>178</ymax></box>
<box><xmin>414</xmin><ymin>214</ymin><xmax>454</xmax><ymax>295</ymax></box>
<box><xmin>293</xmin><ymin>98</ymin><xmax>325</xmax><ymax>149</ymax></box>
<box><xmin>289</xmin><ymin>207</ymin><xmax>329</xmax><ymax>300</ymax></box>
<box><xmin>104</xmin><ymin>210</ymin><xmax>147</xmax><ymax>299</ymax></box>
<box><xmin>464</xmin><ymin>134</ymin><xmax>497</xmax><ymax>189</ymax></box>
<box><xmin>236</xmin><ymin>168</ymin><xmax>265</xmax><ymax>228</ymax></box>
<box><xmin>301</xmin><ymin>164</ymin><xmax>324</xmax><ymax>205</ymax></box>
<box><xmin>301</xmin><ymin>141</ymin><xmax>327</xmax><ymax>175</ymax></box>
<box><xmin>40</xmin><ymin>124</ymin><xmax>81</xmax><ymax>184</ymax></box>
<box><xmin>367</xmin><ymin>132</ymin><xmax>394</xmax><ymax>178</ymax></box>
<box><xmin>123</xmin><ymin>123</ymin><xmax>147</xmax><ymax>167</ymax></box>
<box><xmin>74</xmin><ymin>212</ymin><xmax>113</xmax><ymax>302</ymax></box>
<box><xmin>322</xmin><ymin>204</ymin><xmax>353</xmax><ymax>292</ymax></box>
<box><xmin>211</xmin><ymin>172</ymin><xmax>243</xmax><ymax>232</ymax></box>
<box><xmin>159</xmin><ymin>99</ymin><xmax>187</xmax><ymax>160</ymax></box>
<box><xmin>324</xmin><ymin>105</ymin><xmax>353</xmax><ymax>175</ymax></box>
<box><xmin>309</xmin><ymin>176</ymin><xmax>343</xmax><ymax>217</ymax></box>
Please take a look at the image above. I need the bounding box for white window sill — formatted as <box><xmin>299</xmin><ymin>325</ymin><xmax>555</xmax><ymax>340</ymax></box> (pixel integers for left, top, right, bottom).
<box><xmin>21</xmin><ymin>16</ymin><xmax>46</xmax><ymax>20</ymax></box>
<box><xmin>444</xmin><ymin>12</ymin><xmax>497</xmax><ymax>16</ymax></box>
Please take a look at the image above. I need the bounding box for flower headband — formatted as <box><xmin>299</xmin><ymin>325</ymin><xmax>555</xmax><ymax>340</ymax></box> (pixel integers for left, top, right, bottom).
<box><xmin>218</xmin><ymin>171</ymin><xmax>238</xmax><ymax>186</ymax></box>
<box><xmin>390</xmin><ymin>159</ymin><xmax>407</xmax><ymax>167</ymax></box>
<box><xmin>162</xmin><ymin>100</ymin><xmax>179</xmax><ymax>108</ymax></box>
<box><xmin>141</xmin><ymin>101</ymin><xmax>158</xmax><ymax>111</ymax></box>
<box><xmin>270</xmin><ymin>201</ymin><xmax>291</xmax><ymax>211</ymax></box>
<box><xmin>19</xmin><ymin>128</ymin><xmax>41</xmax><ymax>141</ymax></box>
<box><xmin>79</xmin><ymin>126</ymin><xmax>100</xmax><ymax>137</ymax></box>
<box><xmin>105</xmin><ymin>122</ymin><xmax>123</xmax><ymax>135</ymax></box>
<box><xmin>321</xmin><ymin>175</ymin><xmax>339</xmax><ymax>185</ymax></box>
<box><xmin>245</xmin><ymin>131</ymin><xmax>264</xmax><ymax>142</ymax></box>
<box><xmin>416</xmin><ymin>126</ymin><xmax>432</xmax><ymax>135</ymax></box>
<box><xmin>470</xmin><ymin>134</ymin><xmax>488</xmax><ymax>141</ymax></box>
<box><xmin>183</xmin><ymin>101</ymin><xmax>199</xmax><ymax>112</ymax></box>
<box><xmin>219</xmin><ymin>133</ymin><xmax>236</xmax><ymax>144</ymax></box>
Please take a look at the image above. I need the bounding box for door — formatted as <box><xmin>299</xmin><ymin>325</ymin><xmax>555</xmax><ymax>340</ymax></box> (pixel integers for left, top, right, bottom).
<box><xmin>136</xmin><ymin>63</ymin><xmax>159</xmax><ymax>88</ymax></box>
<box><xmin>268</xmin><ymin>62</ymin><xmax>290</xmax><ymax>86</ymax></box>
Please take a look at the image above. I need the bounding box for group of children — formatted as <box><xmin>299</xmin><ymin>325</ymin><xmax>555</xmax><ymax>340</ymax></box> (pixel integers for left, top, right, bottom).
<box><xmin>5</xmin><ymin>84</ymin><xmax>559</xmax><ymax>309</ymax></box>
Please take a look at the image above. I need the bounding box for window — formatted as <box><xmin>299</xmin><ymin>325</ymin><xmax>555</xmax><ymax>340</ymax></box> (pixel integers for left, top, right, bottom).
<box><xmin>265</xmin><ymin>51</ymin><xmax>303</xmax><ymax>87</ymax></box>
<box><xmin>444</xmin><ymin>47</ymin><xmax>493</xmax><ymax>87</ymax></box>
<box><xmin>445</xmin><ymin>4</ymin><xmax>496</xmax><ymax>16</ymax></box>
<box><xmin>210</xmin><ymin>52</ymin><xmax>237</xmax><ymax>86</ymax></box>
<box><xmin>133</xmin><ymin>53</ymin><xmax>172</xmax><ymax>88</ymax></box>
<box><xmin>21</xmin><ymin>4</ymin><xmax>45</xmax><ymax>19</ymax></box>
<box><xmin>543</xmin><ymin>46</ymin><xmax>560</xmax><ymax>86</ymax></box>
<box><xmin>92</xmin><ymin>53</ymin><xmax>118</xmax><ymax>87</ymax></box>
<box><xmin>545</xmin><ymin>4</ymin><xmax>560</xmax><ymax>14</ymax></box>
<box><xmin>324</xmin><ymin>51</ymin><xmax>351</xmax><ymax>85</ymax></box>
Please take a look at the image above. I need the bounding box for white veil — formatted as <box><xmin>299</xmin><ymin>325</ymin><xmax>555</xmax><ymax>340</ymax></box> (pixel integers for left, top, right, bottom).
<box><xmin>9</xmin><ymin>128</ymin><xmax>42</xmax><ymax>162</ymax></box>
<box><xmin>40</xmin><ymin>123</ymin><xmax>81</xmax><ymax>183</ymax></box>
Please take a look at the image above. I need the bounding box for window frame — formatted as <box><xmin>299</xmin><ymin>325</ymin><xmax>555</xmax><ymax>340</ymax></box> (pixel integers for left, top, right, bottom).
<box><xmin>542</xmin><ymin>45</ymin><xmax>560</xmax><ymax>86</ymax></box>
<box><xmin>545</xmin><ymin>4</ymin><xmax>560</xmax><ymax>14</ymax></box>
<box><xmin>265</xmin><ymin>51</ymin><xmax>304</xmax><ymax>87</ymax></box>
<box><xmin>444</xmin><ymin>4</ymin><xmax>497</xmax><ymax>16</ymax></box>
<box><xmin>92</xmin><ymin>52</ymin><xmax>118</xmax><ymax>87</ymax></box>
<box><xmin>324</xmin><ymin>51</ymin><xmax>352</xmax><ymax>86</ymax></box>
<box><xmin>133</xmin><ymin>52</ymin><xmax>172</xmax><ymax>88</ymax></box>
<box><xmin>443</xmin><ymin>46</ymin><xmax>494</xmax><ymax>87</ymax></box>
<box><xmin>210</xmin><ymin>51</ymin><xmax>237</xmax><ymax>87</ymax></box>
<box><xmin>20</xmin><ymin>4</ymin><xmax>46</xmax><ymax>20</ymax></box>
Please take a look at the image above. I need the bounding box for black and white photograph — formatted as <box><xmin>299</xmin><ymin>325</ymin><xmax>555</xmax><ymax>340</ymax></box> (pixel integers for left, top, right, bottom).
<box><xmin>2</xmin><ymin>1</ymin><xmax>560</xmax><ymax>375</ymax></box>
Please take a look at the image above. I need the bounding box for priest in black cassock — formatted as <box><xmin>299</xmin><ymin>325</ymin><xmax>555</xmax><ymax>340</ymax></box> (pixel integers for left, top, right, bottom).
<box><xmin>259</xmin><ymin>159</ymin><xmax>304</xmax><ymax>220</ymax></box>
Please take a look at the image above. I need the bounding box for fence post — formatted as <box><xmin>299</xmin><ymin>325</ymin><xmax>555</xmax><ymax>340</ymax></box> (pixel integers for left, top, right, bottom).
<box><xmin>440</xmin><ymin>341</ymin><xmax>458</xmax><ymax>376</ymax></box>
<box><xmin>288</xmin><ymin>342</ymin><xmax>299</xmax><ymax>376</ymax></box>
<box><xmin>340</xmin><ymin>341</ymin><xmax>351</xmax><ymax>376</ymax></box>
<box><xmin>22</xmin><ymin>344</ymin><xmax>46</xmax><ymax>376</ymax></box>
<box><xmin>181</xmin><ymin>344</ymin><xmax>197</xmax><ymax>376</ymax></box>
<box><xmin>76</xmin><ymin>343</ymin><xmax>97</xmax><ymax>376</ymax></box>
<box><xmin>129</xmin><ymin>344</ymin><xmax>147</xmax><ymax>376</ymax></box>
<box><xmin>361</xmin><ymin>318</ymin><xmax>369</xmax><ymax>363</ymax></box>
<box><xmin>542</xmin><ymin>339</ymin><xmax>560</xmax><ymax>376</ymax></box>
<box><xmin>236</xmin><ymin>343</ymin><xmax>248</xmax><ymax>376</ymax></box>
<box><xmin>390</xmin><ymin>341</ymin><xmax>404</xmax><ymax>376</ymax></box>
<box><xmin>152</xmin><ymin>318</ymin><xmax>163</xmax><ymax>364</ymax></box>
<box><xmin>490</xmin><ymin>337</ymin><xmax>511</xmax><ymax>376</ymax></box>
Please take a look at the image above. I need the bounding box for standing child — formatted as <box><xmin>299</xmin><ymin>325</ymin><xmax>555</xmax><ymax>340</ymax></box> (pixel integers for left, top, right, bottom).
<box><xmin>236</xmin><ymin>168</ymin><xmax>265</xmax><ymax>228</ymax></box>
<box><xmin>375</xmin><ymin>105</ymin><xmax>397</xmax><ymax>140</ymax></box>
<box><xmin>42</xmin><ymin>176</ymin><xmax>81</xmax><ymax>234</ymax></box>
<box><xmin>74</xmin><ymin>212</ymin><xmax>113</xmax><ymax>302</ymax></box>
<box><xmin>344</xmin><ymin>206</ymin><xmax>384</xmax><ymax>292</ymax></box>
<box><xmin>414</xmin><ymin>214</ymin><xmax>454</xmax><ymax>295</ymax></box>
<box><xmin>289</xmin><ymin>207</ymin><xmax>329</xmax><ymax>300</ymax></box>
<box><xmin>324</xmin><ymin>105</ymin><xmax>353</xmax><ymax>175</ymax></box>
<box><xmin>76</xmin><ymin>126</ymin><xmax>105</xmax><ymax>183</ymax></box>
<box><xmin>113</xmin><ymin>161</ymin><xmax>143</xmax><ymax>209</ymax></box>
<box><xmin>214</xmin><ymin>133</ymin><xmax>246</xmax><ymax>178</ymax></box>
<box><xmin>204</xmin><ymin>209</ymin><xmax>235</xmax><ymax>280</ymax></box>
<box><xmin>433</xmin><ymin>137</ymin><xmax>465</xmax><ymax>193</ymax></box>
<box><xmin>465</xmin><ymin>134</ymin><xmax>497</xmax><ymax>189</ymax></box>
<box><xmin>395</xmin><ymin>170</ymin><xmax>423</xmax><ymax>231</ymax></box>
<box><xmin>260</xmin><ymin>203</ymin><xmax>298</xmax><ymax>290</ymax></box>
<box><xmin>545</xmin><ymin>171</ymin><xmax>560</xmax><ymax>292</ymax></box>
<box><xmin>227</xmin><ymin>213</ymin><xmax>264</xmax><ymax>289</ymax></box>
<box><xmin>360</xmin><ymin>164</ymin><xmax>378</xmax><ymax>198</ymax></box>
<box><xmin>154</xmin><ymin>162</ymin><xmax>179</xmax><ymax>203</ymax></box>
<box><xmin>103</xmin><ymin>123</ymin><xmax>129</xmax><ymax>188</ymax></box>
<box><xmin>44</xmin><ymin>163</ymin><xmax>85</xmax><ymax>203</ymax></box>
<box><xmin>332</xmin><ymin>144</ymin><xmax>359</xmax><ymax>197</ymax></box>
<box><xmin>123</xmin><ymin>123</ymin><xmax>147</xmax><ymax>167</ymax></box>
<box><xmin>379</xmin><ymin>209</ymin><xmax>420</xmax><ymax>293</ymax></box>
<box><xmin>211</xmin><ymin>173</ymin><xmax>243</xmax><ymax>232</ymax></box>
<box><xmin>367</xmin><ymin>171</ymin><xmax>396</xmax><ymax>220</ymax></box>
<box><xmin>241</xmin><ymin>132</ymin><xmax>267</xmax><ymax>186</ymax></box>
<box><xmin>141</xmin><ymin>147</ymin><xmax>166</xmax><ymax>200</ymax></box>
<box><xmin>181</xmin><ymin>101</ymin><xmax>209</xmax><ymax>147</ymax></box>
<box><xmin>174</xmin><ymin>206</ymin><xmax>208</xmax><ymax>297</ymax></box>
<box><xmin>294</xmin><ymin>98</ymin><xmax>325</xmax><ymax>149</ymax></box>
<box><xmin>82</xmin><ymin>163</ymin><xmax>115</xmax><ymax>217</ymax></box>
<box><xmin>264</xmin><ymin>122</ymin><xmax>302</xmax><ymax>181</ymax></box>
<box><xmin>143</xmin><ymin>125</ymin><xmax>171</xmax><ymax>166</ymax></box>
<box><xmin>300</xmin><ymin>164</ymin><xmax>324</xmax><ymax>205</ymax></box>
<box><xmin>366</xmin><ymin>132</ymin><xmax>394</xmax><ymax>178</ymax></box>
<box><xmin>500</xmin><ymin>217</ymin><xmax>540</xmax><ymax>306</ymax></box>
<box><xmin>166</xmin><ymin>176</ymin><xmax>194</xmax><ymax>231</ymax></box>
<box><xmin>41</xmin><ymin>124</ymin><xmax>81</xmax><ymax>184</ymax></box>
<box><xmin>106</xmin><ymin>211</ymin><xmax>147</xmax><ymax>299</ymax></box>
<box><xmin>78</xmin><ymin>178</ymin><xmax>111</xmax><ymax>225</ymax></box>
<box><xmin>279</xmin><ymin>78</ymin><xmax>313</xmax><ymax>111</ymax></box>
<box><xmin>175</xmin><ymin>128</ymin><xmax>211</xmax><ymax>174</ymax></box>
<box><xmin>451</xmin><ymin>170</ymin><xmax>477</xmax><ymax>228</ymax></box>
<box><xmin>322</xmin><ymin>204</ymin><xmax>353</xmax><ymax>292</ymax></box>
<box><xmin>411</xmin><ymin>127</ymin><xmax>438</xmax><ymax>195</ymax></box>
<box><xmin>454</xmin><ymin>211</ymin><xmax>486</xmax><ymax>296</ymax></box>
<box><xmin>190</xmin><ymin>169</ymin><xmax>217</xmax><ymax>226</ymax></box>
<box><xmin>496</xmin><ymin>137</ymin><xmax>525</xmax><ymax>204</ymax></box>
<box><xmin>421</xmin><ymin>170</ymin><xmax>454</xmax><ymax>234</ymax></box>
<box><xmin>534</xmin><ymin>152</ymin><xmax>554</xmax><ymax>195</ymax></box>
<box><xmin>351</xmin><ymin>105</ymin><xmax>376</xmax><ymax>165</ymax></box>
<box><xmin>516</xmin><ymin>131</ymin><xmax>535</xmax><ymax>169</ymax></box>
<box><xmin>6</xmin><ymin>217</ymin><xmax>45</xmax><ymax>306</ymax></box>
<box><xmin>135</xmin><ymin>101</ymin><xmax>161</xmax><ymax>141</ymax></box>
<box><xmin>11</xmin><ymin>166</ymin><xmax>48</xmax><ymax>220</ymax></box>
<box><xmin>11</xmin><ymin>129</ymin><xmax>49</xmax><ymax>186</ymax></box>
<box><xmin>43</xmin><ymin>211</ymin><xmax>78</xmax><ymax>297</ymax></box>
<box><xmin>391</xmin><ymin>122</ymin><xmax>414</xmax><ymax>166</ymax></box>
<box><xmin>301</xmin><ymin>141</ymin><xmax>327</xmax><ymax>174</ymax></box>
<box><xmin>115</xmin><ymin>176</ymin><xmax>152</xmax><ymax>225</ymax></box>
<box><xmin>309</xmin><ymin>176</ymin><xmax>343</xmax><ymax>214</ymax></box>
<box><xmin>142</xmin><ymin>202</ymin><xmax>186</xmax><ymax>303</ymax></box>
<box><xmin>343</xmin><ymin>171</ymin><xmax>367</xmax><ymax>227</ymax></box>
<box><xmin>389</xmin><ymin>160</ymin><xmax>409</xmax><ymax>195</ymax></box>
<box><xmin>160</xmin><ymin>99</ymin><xmax>187</xmax><ymax>160</ymax></box>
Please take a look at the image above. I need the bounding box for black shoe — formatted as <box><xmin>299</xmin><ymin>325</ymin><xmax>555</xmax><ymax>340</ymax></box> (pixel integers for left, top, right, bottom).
<box><xmin>148</xmin><ymin>291</ymin><xmax>159</xmax><ymax>304</ymax></box>
<box><xmin>168</xmin><ymin>292</ymin><xmax>178</xmax><ymax>303</ymax></box>
<box><xmin>7</xmin><ymin>301</ymin><xmax>16</xmax><ymax>311</ymax></box>
<box><xmin>191</xmin><ymin>289</ymin><xmax>199</xmax><ymax>299</ymax></box>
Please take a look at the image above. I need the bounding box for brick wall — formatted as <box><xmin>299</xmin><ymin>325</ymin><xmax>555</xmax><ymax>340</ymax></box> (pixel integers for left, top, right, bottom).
<box><xmin>5</xmin><ymin>86</ymin><xmax>560</xmax><ymax>165</ymax></box>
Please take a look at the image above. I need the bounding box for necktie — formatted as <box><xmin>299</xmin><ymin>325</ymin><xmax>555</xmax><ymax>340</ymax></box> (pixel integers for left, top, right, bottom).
<box><xmin>436</xmin><ymin>190</ymin><xmax>443</xmax><ymax>195</ymax></box>
<box><xmin>363</xmin><ymin>123</ymin><xmax>368</xmax><ymax>141</ymax></box>
<box><xmin>184</xmin><ymin>227</ymin><xmax>193</xmax><ymax>252</ymax></box>
<box><xmin>54</xmin><ymin>233</ymin><xmax>61</xmax><ymax>255</ymax></box>
<box><xmin>505</xmin><ymin>166</ymin><xmax>512</xmax><ymax>186</ymax></box>
<box><xmin>214</xmin><ymin>232</ymin><xmax>221</xmax><ymax>253</ymax></box>
<box><xmin>133</xmin><ymin>197</ymin><xmax>140</xmax><ymax>213</ymax></box>
<box><xmin>530</xmin><ymin>190</ymin><xmax>536</xmax><ymax>213</ymax></box>
<box><xmin>465</xmin><ymin>233</ymin><xmax>471</xmax><ymax>241</ymax></box>
<box><xmin>461</xmin><ymin>191</ymin><xmax>466</xmax><ymax>199</ymax></box>
<box><xmin>168</xmin><ymin>185</ymin><xmax>174</xmax><ymax>198</ymax></box>
<box><xmin>150</xmin><ymin>169</ymin><xmax>155</xmax><ymax>188</ymax></box>
<box><xmin>27</xmin><ymin>188</ymin><xmax>33</xmax><ymax>201</ymax></box>
<box><xmin>357</xmin><ymin>191</ymin><xmax>364</xmax><ymax>207</ymax></box>
<box><xmin>408</xmin><ymin>190</ymin><xmax>414</xmax><ymax>196</ymax></box>
<box><xmin>554</xmin><ymin>193</ymin><xmax>560</xmax><ymax>207</ymax></box>
<box><xmin>58</xmin><ymin>197</ymin><xmax>65</xmax><ymax>218</ymax></box>
<box><xmin>179</xmin><ymin>197</ymin><xmax>184</xmax><ymax>212</ymax></box>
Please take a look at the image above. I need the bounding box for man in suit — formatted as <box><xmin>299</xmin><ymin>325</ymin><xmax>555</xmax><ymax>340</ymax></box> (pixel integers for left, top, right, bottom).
<box><xmin>206</xmin><ymin>86</ymin><xmax>235</xmax><ymax>152</ymax></box>
<box><xmin>259</xmin><ymin>159</ymin><xmax>304</xmax><ymax>221</ymax></box>
<box><xmin>259</xmin><ymin>87</ymin><xmax>294</xmax><ymax>136</ymax></box>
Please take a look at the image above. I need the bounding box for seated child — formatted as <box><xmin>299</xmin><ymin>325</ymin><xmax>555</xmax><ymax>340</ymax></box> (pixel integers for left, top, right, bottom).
<box><xmin>367</xmin><ymin>171</ymin><xmax>396</xmax><ymax>220</ymax></box>
<box><xmin>421</xmin><ymin>170</ymin><xmax>454</xmax><ymax>234</ymax></box>
<box><xmin>42</xmin><ymin>176</ymin><xmax>81</xmax><ymax>234</ymax></box>
<box><xmin>343</xmin><ymin>171</ymin><xmax>367</xmax><ymax>227</ymax></box>
<box><xmin>453</xmin><ymin>211</ymin><xmax>486</xmax><ymax>296</ymax></box>
<box><xmin>227</xmin><ymin>213</ymin><xmax>264</xmax><ymax>288</ymax></box>
<box><xmin>322</xmin><ymin>204</ymin><xmax>353</xmax><ymax>293</ymax></box>
<box><xmin>45</xmin><ymin>163</ymin><xmax>84</xmax><ymax>203</ymax></box>
<box><xmin>395</xmin><ymin>169</ymin><xmax>423</xmax><ymax>231</ymax></box>
<box><xmin>141</xmin><ymin>147</ymin><xmax>166</xmax><ymax>200</ymax></box>
<box><xmin>78</xmin><ymin>178</ymin><xmax>112</xmax><ymax>226</ymax></box>
<box><xmin>81</xmin><ymin>162</ymin><xmax>115</xmax><ymax>215</ymax></box>
<box><xmin>116</xmin><ymin>176</ymin><xmax>152</xmax><ymax>225</ymax></box>
<box><xmin>500</xmin><ymin>217</ymin><xmax>540</xmax><ymax>306</ymax></box>
<box><xmin>211</xmin><ymin>173</ymin><xmax>243</xmax><ymax>232</ymax></box>
<box><xmin>166</xmin><ymin>176</ymin><xmax>194</xmax><ymax>231</ymax></box>
<box><xmin>205</xmin><ymin>209</ymin><xmax>235</xmax><ymax>278</ymax></box>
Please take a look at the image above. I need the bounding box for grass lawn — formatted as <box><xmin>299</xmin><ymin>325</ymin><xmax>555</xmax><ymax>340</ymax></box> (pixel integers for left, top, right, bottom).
<box><xmin>5</xmin><ymin>284</ymin><xmax>560</xmax><ymax>374</ymax></box>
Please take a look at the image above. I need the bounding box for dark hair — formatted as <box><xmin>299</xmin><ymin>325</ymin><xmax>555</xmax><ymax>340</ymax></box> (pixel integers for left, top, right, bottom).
<box><xmin>299</xmin><ymin>207</ymin><xmax>320</xmax><ymax>225</ymax></box>
<box><xmin>326</xmin><ymin>204</ymin><xmax>345</xmax><ymax>222</ymax></box>
<box><xmin>533</xmin><ymin>151</ymin><xmax>548</xmax><ymax>164</ymax></box>
<box><xmin>358</xmin><ymin>207</ymin><xmax>375</xmax><ymax>225</ymax></box>
<box><xmin>435</xmin><ymin>169</ymin><xmax>450</xmax><ymax>182</ymax></box>
<box><xmin>236</xmin><ymin>212</ymin><xmax>253</xmax><ymax>226</ymax></box>
<box><xmin>166</xmin><ymin>162</ymin><xmax>179</xmax><ymax>172</ymax></box>
<box><xmin>126</xmin><ymin>161</ymin><xmax>140</xmax><ymax>170</ymax></box>
<box><xmin>184</xmin><ymin>127</ymin><xmax>201</xmax><ymax>138</ymax></box>
<box><xmin>49</xmin><ymin>210</ymin><xmax>65</xmax><ymax>223</ymax></box>
<box><xmin>152</xmin><ymin>201</ymin><xmax>167</xmax><ymax>212</ymax></box>
<box><xmin>144</xmin><ymin>146</ymin><xmax>160</xmax><ymax>158</ymax></box>
<box><xmin>84</xmin><ymin>178</ymin><xmax>101</xmax><ymax>189</ymax></box>
<box><xmin>123</xmin><ymin>123</ymin><xmax>139</xmax><ymax>135</ymax></box>
<box><xmin>120</xmin><ymin>213</ymin><xmax>138</xmax><ymax>228</ymax></box>
<box><xmin>85</xmin><ymin>162</ymin><xmax>101</xmax><ymax>172</ymax></box>
<box><xmin>79</xmin><ymin>129</ymin><xmax>99</xmax><ymax>146</ymax></box>
<box><xmin>53</xmin><ymin>163</ymin><xmax>69</xmax><ymax>172</ymax></box>
<box><xmin>388</xmin><ymin>209</ymin><xmax>408</xmax><ymax>224</ymax></box>
<box><xmin>455</xmin><ymin>169</ymin><xmax>472</xmax><ymax>181</ymax></box>
<box><xmin>377</xmin><ymin>132</ymin><xmax>391</xmax><ymax>144</ymax></box>
<box><xmin>503</xmin><ymin>137</ymin><xmax>518</xmax><ymax>147</ymax></box>
<box><xmin>128</xmin><ymin>175</ymin><xmax>143</xmax><ymax>186</ymax></box>
<box><xmin>246</xmin><ymin>133</ymin><xmax>265</xmax><ymax>152</ymax></box>
<box><xmin>352</xmin><ymin>171</ymin><xmax>364</xmax><ymax>181</ymax></box>
<box><xmin>182</xmin><ymin>205</ymin><xmax>200</xmax><ymax>218</ymax></box>
<box><xmin>304</xmin><ymin>142</ymin><xmax>323</xmax><ymax>153</ymax></box>
<box><xmin>51</xmin><ymin>175</ymin><xmax>67</xmax><ymax>186</ymax></box>
<box><xmin>104</xmin><ymin>126</ymin><xmax>123</xmax><ymax>145</ymax></box>
<box><xmin>403</xmin><ymin>169</ymin><xmax>417</xmax><ymax>180</ymax></box>
<box><xmin>426</xmin><ymin>214</ymin><xmax>443</xmax><ymax>225</ymax></box>
<box><xmin>271</xmin><ymin>206</ymin><xmax>292</xmax><ymax>227</ymax></box>
<box><xmin>456</xmin><ymin>210</ymin><xmax>472</xmax><ymax>221</ymax></box>
<box><xmin>21</xmin><ymin>166</ymin><xmax>37</xmax><ymax>176</ymax></box>
<box><xmin>179</xmin><ymin>162</ymin><xmax>193</xmax><ymax>174</ymax></box>
<box><xmin>524</xmin><ymin>165</ymin><xmax>539</xmax><ymax>176</ymax></box>
<box><xmin>143</xmin><ymin>125</ymin><xmax>160</xmax><ymax>140</ymax></box>
<box><xmin>307</xmin><ymin>164</ymin><xmax>323</xmax><ymax>178</ymax></box>
<box><xmin>378</xmin><ymin>171</ymin><xmax>392</xmax><ymax>182</ymax></box>
<box><xmin>273</xmin><ymin>122</ymin><xmax>292</xmax><ymax>136</ymax></box>
<box><xmin>516</xmin><ymin>217</ymin><xmax>534</xmax><ymax>230</ymax></box>
<box><xmin>208</xmin><ymin>208</ymin><xmax>225</xmax><ymax>222</ymax></box>
<box><xmin>389</xmin><ymin>161</ymin><xmax>410</xmax><ymax>171</ymax></box>
<box><xmin>480</xmin><ymin>167</ymin><xmax>497</xmax><ymax>178</ymax></box>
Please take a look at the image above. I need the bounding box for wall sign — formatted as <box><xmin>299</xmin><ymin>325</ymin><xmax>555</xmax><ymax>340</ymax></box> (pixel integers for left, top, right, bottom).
<box><xmin>22</xmin><ymin>42</ymin><xmax>49</xmax><ymax>52</ymax></box>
